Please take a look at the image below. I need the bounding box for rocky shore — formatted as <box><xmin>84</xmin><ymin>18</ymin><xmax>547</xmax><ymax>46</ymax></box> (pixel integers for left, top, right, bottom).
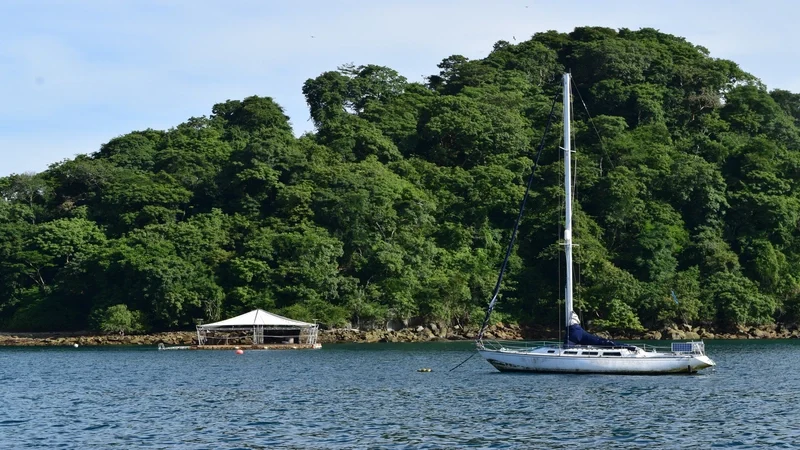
<box><xmin>0</xmin><ymin>331</ymin><xmax>198</xmax><ymax>347</ymax></box>
<box><xmin>0</xmin><ymin>322</ymin><xmax>798</xmax><ymax>347</ymax></box>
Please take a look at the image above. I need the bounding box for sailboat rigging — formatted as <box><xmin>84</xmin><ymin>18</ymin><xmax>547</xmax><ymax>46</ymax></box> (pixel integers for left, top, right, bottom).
<box><xmin>476</xmin><ymin>73</ymin><xmax>715</xmax><ymax>374</ymax></box>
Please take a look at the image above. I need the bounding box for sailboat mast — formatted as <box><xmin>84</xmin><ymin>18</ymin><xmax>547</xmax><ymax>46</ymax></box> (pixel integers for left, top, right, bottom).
<box><xmin>563</xmin><ymin>73</ymin><xmax>574</xmax><ymax>327</ymax></box>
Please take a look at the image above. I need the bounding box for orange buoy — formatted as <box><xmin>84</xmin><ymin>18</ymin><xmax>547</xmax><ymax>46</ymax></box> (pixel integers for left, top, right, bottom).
<box><xmin>235</xmin><ymin>349</ymin><xmax>244</xmax><ymax>355</ymax></box>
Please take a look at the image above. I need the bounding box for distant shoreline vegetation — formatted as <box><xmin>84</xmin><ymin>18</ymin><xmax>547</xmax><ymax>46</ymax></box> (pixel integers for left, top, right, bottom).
<box><xmin>1</xmin><ymin>26</ymin><xmax>800</xmax><ymax>337</ymax></box>
<box><xmin>1</xmin><ymin>322</ymin><xmax>798</xmax><ymax>347</ymax></box>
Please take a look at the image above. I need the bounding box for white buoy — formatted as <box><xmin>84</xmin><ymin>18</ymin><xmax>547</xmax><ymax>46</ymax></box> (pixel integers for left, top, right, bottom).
<box><xmin>73</xmin><ymin>343</ymin><xmax>79</xmax><ymax>348</ymax></box>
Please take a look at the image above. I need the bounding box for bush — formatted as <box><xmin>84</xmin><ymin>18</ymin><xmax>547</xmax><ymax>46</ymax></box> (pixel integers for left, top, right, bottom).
<box><xmin>593</xmin><ymin>299</ymin><xmax>645</xmax><ymax>334</ymax></box>
<box><xmin>90</xmin><ymin>304</ymin><xmax>147</xmax><ymax>334</ymax></box>
<box><xmin>280</xmin><ymin>299</ymin><xmax>349</xmax><ymax>328</ymax></box>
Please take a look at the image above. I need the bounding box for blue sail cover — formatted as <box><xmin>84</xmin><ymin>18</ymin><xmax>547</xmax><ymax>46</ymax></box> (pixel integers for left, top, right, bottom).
<box><xmin>565</xmin><ymin>324</ymin><xmax>631</xmax><ymax>349</ymax></box>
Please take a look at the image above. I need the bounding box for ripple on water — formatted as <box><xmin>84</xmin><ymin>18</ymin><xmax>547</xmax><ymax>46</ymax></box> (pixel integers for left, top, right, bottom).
<box><xmin>0</xmin><ymin>341</ymin><xmax>798</xmax><ymax>448</ymax></box>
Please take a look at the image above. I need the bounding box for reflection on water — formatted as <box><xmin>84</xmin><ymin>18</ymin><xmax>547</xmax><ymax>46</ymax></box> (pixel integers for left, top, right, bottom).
<box><xmin>0</xmin><ymin>340</ymin><xmax>798</xmax><ymax>448</ymax></box>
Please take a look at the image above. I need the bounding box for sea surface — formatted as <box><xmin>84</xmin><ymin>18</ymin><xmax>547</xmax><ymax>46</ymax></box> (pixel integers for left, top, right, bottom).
<box><xmin>0</xmin><ymin>339</ymin><xmax>798</xmax><ymax>449</ymax></box>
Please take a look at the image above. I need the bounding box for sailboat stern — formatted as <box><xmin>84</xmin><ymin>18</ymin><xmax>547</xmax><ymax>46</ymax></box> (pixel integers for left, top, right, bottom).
<box><xmin>672</xmin><ymin>341</ymin><xmax>715</xmax><ymax>372</ymax></box>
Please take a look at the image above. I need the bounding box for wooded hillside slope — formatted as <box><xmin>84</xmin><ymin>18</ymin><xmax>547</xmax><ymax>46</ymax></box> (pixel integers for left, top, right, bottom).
<box><xmin>2</xmin><ymin>27</ymin><xmax>799</xmax><ymax>334</ymax></box>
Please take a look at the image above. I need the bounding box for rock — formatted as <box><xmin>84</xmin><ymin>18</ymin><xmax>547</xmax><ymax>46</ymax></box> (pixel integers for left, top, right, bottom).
<box><xmin>699</xmin><ymin>329</ymin><xmax>716</xmax><ymax>339</ymax></box>
<box><xmin>668</xmin><ymin>329</ymin><xmax>686</xmax><ymax>340</ymax></box>
<box><xmin>364</xmin><ymin>330</ymin><xmax>381</xmax><ymax>343</ymax></box>
<box><xmin>595</xmin><ymin>331</ymin><xmax>612</xmax><ymax>339</ymax></box>
<box><xmin>752</xmin><ymin>328</ymin><xmax>773</xmax><ymax>339</ymax></box>
<box><xmin>386</xmin><ymin>319</ymin><xmax>405</xmax><ymax>331</ymax></box>
<box><xmin>415</xmin><ymin>326</ymin><xmax>424</xmax><ymax>332</ymax></box>
<box><xmin>643</xmin><ymin>331</ymin><xmax>662</xmax><ymax>340</ymax></box>
<box><xmin>445</xmin><ymin>331</ymin><xmax>464</xmax><ymax>340</ymax></box>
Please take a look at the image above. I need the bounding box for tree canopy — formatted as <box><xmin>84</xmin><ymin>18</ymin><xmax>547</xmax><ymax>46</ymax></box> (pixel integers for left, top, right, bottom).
<box><xmin>2</xmin><ymin>27</ymin><xmax>799</xmax><ymax>334</ymax></box>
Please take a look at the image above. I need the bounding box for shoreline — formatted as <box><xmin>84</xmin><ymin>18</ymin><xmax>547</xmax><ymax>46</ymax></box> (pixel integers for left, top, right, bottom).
<box><xmin>0</xmin><ymin>322</ymin><xmax>798</xmax><ymax>347</ymax></box>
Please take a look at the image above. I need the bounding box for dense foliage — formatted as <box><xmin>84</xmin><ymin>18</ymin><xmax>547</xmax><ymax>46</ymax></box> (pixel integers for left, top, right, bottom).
<box><xmin>2</xmin><ymin>27</ymin><xmax>799</xmax><ymax>334</ymax></box>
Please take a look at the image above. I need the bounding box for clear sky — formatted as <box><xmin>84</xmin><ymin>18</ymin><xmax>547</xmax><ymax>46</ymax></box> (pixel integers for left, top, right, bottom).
<box><xmin>1</xmin><ymin>0</ymin><xmax>797</xmax><ymax>177</ymax></box>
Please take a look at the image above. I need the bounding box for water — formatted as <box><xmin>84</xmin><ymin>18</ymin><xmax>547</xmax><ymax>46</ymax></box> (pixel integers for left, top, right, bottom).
<box><xmin>0</xmin><ymin>340</ymin><xmax>798</xmax><ymax>449</ymax></box>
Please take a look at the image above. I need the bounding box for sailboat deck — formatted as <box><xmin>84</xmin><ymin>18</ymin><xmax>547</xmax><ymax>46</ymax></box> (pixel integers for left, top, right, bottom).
<box><xmin>478</xmin><ymin>339</ymin><xmax>714</xmax><ymax>373</ymax></box>
<box><xmin>479</xmin><ymin>339</ymin><xmax>707</xmax><ymax>356</ymax></box>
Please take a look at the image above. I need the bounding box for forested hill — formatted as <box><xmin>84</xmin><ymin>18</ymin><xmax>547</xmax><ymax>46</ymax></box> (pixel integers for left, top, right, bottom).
<box><xmin>2</xmin><ymin>26</ymin><xmax>800</xmax><ymax>334</ymax></box>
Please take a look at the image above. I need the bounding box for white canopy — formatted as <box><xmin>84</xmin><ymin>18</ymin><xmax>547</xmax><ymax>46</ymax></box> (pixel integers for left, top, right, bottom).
<box><xmin>198</xmin><ymin>309</ymin><xmax>315</xmax><ymax>329</ymax></box>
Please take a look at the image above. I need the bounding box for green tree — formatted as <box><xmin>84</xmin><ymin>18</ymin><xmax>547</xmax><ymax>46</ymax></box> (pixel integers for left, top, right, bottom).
<box><xmin>2</xmin><ymin>25</ymin><xmax>799</xmax><ymax>336</ymax></box>
<box><xmin>91</xmin><ymin>304</ymin><xmax>146</xmax><ymax>334</ymax></box>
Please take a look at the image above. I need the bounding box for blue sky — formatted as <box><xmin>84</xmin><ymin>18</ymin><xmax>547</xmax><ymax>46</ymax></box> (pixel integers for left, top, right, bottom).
<box><xmin>1</xmin><ymin>0</ymin><xmax>797</xmax><ymax>176</ymax></box>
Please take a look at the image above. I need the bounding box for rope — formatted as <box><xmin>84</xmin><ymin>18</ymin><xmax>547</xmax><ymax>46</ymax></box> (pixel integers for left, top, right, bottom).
<box><xmin>558</xmin><ymin>125</ymin><xmax>563</xmax><ymax>343</ymax></box>
<box><xmin>474</xmin><ymin>92</ymin><xmax>560</xmax><ymax>343</ymax></box>
<box><xmin>452</xmin><ymin>90</ymin><xmax>564</xmax><ymax>372</ymax></box>
<box><xmin>570</xmin><ymin>77</ymin><xmax>615</xmax><ymax>172</ymax></box>
<box><xmin>448</xmin><ymin>351</ymin><xmax>477</xmax><ymax>372</ymax></box>
<box><xmin>569</xmin><ymin>79</ymin><xmax>578</xmax><ymax>342</ymax></box>
<box><xmin>569</xmin><ymin>77</ymin><xmax>610</xmax><ymax>331</ymax></box>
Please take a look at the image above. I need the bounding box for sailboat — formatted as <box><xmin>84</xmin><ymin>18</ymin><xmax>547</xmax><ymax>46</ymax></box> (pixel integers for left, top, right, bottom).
<box><xmin>476</xmin><ymin>73</ymin><xmax>716</xmax><ymax>374</ymax></box>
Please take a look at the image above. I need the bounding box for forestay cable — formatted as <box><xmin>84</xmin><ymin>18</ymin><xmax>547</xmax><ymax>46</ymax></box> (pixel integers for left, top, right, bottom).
<box><xmin>570</xmin><ymin>77</ymin><xmax>615</xmax><ymax>172</ymax></box>
<box><xmin>474</xmin><ymin>93</ymin><xmax>560</xmax><ymax>343</ymax></box>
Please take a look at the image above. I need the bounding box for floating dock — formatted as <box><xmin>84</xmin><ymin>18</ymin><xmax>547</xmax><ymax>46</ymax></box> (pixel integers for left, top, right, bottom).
<box><xmin>158</xmin><ymin>343</ymin><xmax>322</xmax><ymax>351</ymax></box>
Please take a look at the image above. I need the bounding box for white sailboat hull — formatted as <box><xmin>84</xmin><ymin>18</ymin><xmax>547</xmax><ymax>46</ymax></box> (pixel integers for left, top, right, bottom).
<box><xmin>479</xmin><ymin>345</ymin><xmax>715</xmax><ymax>374</ymax></box>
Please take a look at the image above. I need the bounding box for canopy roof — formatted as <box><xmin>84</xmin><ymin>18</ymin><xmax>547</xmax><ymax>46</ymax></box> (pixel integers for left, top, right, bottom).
<box><xmin>198</xmin><ymin>309</ymin><xmax>315</xmax><ymax>329</ymax></box>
